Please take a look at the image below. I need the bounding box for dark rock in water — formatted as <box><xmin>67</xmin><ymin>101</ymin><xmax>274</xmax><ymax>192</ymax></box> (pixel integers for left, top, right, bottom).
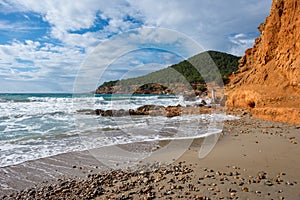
<box><xmin>111</xmin><ymin>109</ymin><xmax>128</xmax><ymax>117</ymax></box>
<box><xmin>95</xmin><ymin>109</ymin><xmax>104</xmax><ymax>115</ymax></box>
<box><xmin>128</xmin><ymin>109</ymin><xmax>147</xmax><ymax>115</ymax></box>
<box><xmin>103</xmin><ymin>110</ymin><xmax>113</xmax><ymax>117</ymax></box>
<box><xmin>137</xmin><ymin>105</ymin><xmax>165</xmax><ymax>112</ymax></box>
<box><xmin>95</xmin><ymin>109</ymin><xmax>128</xmax><ymax>117</ymax></box>
<box><xmin>165</xmin><ymin>105</ymin><xmax>182</xmax><ymax>117</ymax></box>
<box><xmin>128</xmin><ymin>105</ymin><xmax>166</xmax><ymax>116</ymax></box>
<box><xmin>77</xmin><ymin>109</ymin><xmax>98</xmax><ymax>115</ymax></box>
<box><xmin>94</xmin><ymin>103</ymin><xmax>211</xmax><ymax>117</ymax></box>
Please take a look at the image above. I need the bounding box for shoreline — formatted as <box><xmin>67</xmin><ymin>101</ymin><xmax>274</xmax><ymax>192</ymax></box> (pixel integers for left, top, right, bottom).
<box><xmin>1</xmin><ymin>116</ymin><xmax>300</xmax><ymax>199</ymax></box>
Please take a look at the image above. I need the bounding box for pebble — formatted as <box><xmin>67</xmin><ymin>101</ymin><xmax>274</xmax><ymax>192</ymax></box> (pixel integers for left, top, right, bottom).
<box><xmin>264</xmin><ymin>180</ymin><xmax>273</xmax><ymax>186</ymax></box>
<box><xmin>257</xmin><ymin>171</ymin><xmax>266</xmax><ymax>179</ymax></box>
<box><xmin>286</xmin><ymin>181</ymin><xmax>294</xmax><ymax>186</ymax></box>
<box><xmin>2</xmin><ymin>158</ymin><xmax>298</xmax><ymax>200</ymax></box>
<box><xmin>230</xmin><ymin>192</ymin><xmax>236</xmax><ymax>197</ymax></box>
<box><xmin>228</xmin><ymin>188</ymin><xmax>236</xmax><ymax>193</ymax></box>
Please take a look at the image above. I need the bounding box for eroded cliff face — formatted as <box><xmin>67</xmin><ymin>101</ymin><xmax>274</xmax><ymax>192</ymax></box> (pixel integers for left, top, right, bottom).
<box><xmin>227</xmin><ymin>0</ymin><xmax>300</xmax><ymax>124</ymax></box>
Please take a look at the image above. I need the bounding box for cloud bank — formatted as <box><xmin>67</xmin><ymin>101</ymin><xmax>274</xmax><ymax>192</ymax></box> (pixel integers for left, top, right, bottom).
<box><xmin>0</xmin><ymin>0</ymin><xmax>272</xmax><ymax>92</ymax></box>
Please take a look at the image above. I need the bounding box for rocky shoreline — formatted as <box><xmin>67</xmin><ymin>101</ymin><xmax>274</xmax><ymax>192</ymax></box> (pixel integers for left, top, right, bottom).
<box><xmin>3</xmin><ymin>161</ymin><xmax>298</xmax><ymax>200</ymax></box>
<box><xmin>78</xmin><ymin>103</ymin><xmax>211</xmax><ymax>118</ymax></box>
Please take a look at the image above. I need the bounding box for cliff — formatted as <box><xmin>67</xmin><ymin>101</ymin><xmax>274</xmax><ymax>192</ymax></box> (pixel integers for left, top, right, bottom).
<box><xmin>227</xmin><ymin>0</ymin><xmax>300</xmax><ymax>124</ymax></box>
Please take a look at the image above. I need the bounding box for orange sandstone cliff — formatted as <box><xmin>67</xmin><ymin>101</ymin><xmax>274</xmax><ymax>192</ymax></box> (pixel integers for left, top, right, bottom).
<box><xmin>226</xmin><ymin>0</ymin><xmax>300</xmax><ymax>124</ymax></box>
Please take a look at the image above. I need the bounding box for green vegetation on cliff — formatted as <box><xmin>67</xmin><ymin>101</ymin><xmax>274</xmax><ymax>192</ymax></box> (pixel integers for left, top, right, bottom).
<box><xmin>96</xmin><ymin>50</ymin><xmax>240</xmax><ymax>93</ymax></box>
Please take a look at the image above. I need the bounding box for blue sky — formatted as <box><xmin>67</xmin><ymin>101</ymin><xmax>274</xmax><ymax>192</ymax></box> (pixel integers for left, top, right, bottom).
<box><xmin>0</xmin><ymin>0</ymin><xmax>272</xmax><ymax>93</ymax></box>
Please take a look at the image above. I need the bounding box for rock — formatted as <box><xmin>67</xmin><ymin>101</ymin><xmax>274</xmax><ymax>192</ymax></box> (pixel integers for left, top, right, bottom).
<box><xmin>242</xmin><ymin>187</ymin><xmax>249</xmax><ymax>192</ymax></box>
<box><xmin>228</xmin><ymin>188</ymin><xmax>236</xmax><ymax>193</ymax></box>
<box><xmin>226</xmin><ymin>0</ymin><xmax>300</xmax><ymax>124</ymax></box>
<box><xmin>286</xmin><ymin>181</ymin><xmax>294</xmax><ymax>186</ymax></box>
<box><xmin>137</xmin><ymin>105</ymin><xmax>164</xmax><ymax>112</ymax></box>
<box><xmin>230</xmin><ymin>192</ymin><xmax>236</xmax><ymax>197</ymax></box>
<box><xmin>95</xmin><ymin>109</ymin><xmax>104</xmax><ymax>115</ymax></box>
<box><xmin>264</xmin><ymin>180</ymin><xmax>273</xmax><ymax>186</ymax></box>
<box><xmin>165</xmin><ymin>105</ymin><xmax>182</xmax><ymax>117</ymax></box>
<box><xmin>77</xmin><ymin>109</ymin><xmax>97</xmax><ymax>115</ymax></box>
<box><xmin>101</xmin><ymin>109</ymin><xmax>128</xmax><ymax>117</ymax></box>
<box><xmin>257</xmin><ymin>171</ymin><xmax>267</xmax><ymax>179</ymax></box>
<box><xmin>139</xmin><ymin>170</ymin><xmax>146</xmax><ymax>175</ymax></box>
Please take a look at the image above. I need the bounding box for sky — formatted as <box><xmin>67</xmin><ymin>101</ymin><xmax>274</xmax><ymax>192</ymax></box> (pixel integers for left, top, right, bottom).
<box><xmin>0</xmin><ymin>0</ymin><xmax>272</xmax><ymax>93</ymax></box>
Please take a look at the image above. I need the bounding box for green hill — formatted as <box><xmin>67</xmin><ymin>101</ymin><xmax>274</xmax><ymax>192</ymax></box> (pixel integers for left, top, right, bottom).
<box><xmin>96</xmin><ymin>50</ymin><xmax>240</xmax><ymax>94</ymax></box>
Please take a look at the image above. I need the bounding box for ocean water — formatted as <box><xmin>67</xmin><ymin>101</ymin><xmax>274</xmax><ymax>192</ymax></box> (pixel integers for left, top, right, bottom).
<box><xmin>0</xmin><ymin>93</ymin><xmax>235</xmax><ymax>167</ymax></box>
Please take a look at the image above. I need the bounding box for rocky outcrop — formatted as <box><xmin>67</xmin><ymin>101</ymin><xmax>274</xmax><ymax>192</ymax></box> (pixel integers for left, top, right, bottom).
<box><xmin>227</xmin><ymin>0</ymin><xmax>300</xmax><ymax>124</ymax></box>
<box><xmin>92</xmin><ymin>104</ymin><xmax>211</xmax><ymax>118</ymax></box>
<box><xmin>95</xmin><ymin>83</ymin><xmax>172</xmax><ymax>95</ymax></box>
<box><xmin>133</xmin><ymin>83</ymin><xmax>171</xmax><ymax>95</ymax></box>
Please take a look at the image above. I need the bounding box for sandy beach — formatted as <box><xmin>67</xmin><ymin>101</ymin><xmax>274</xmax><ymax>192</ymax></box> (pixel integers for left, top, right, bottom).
<box><xmin>1</xmin><ymin>115</ymin><xmax>299</xmax><ymax>199</ymax></box>
<box><xmin>1</xmin><ymin>0</ymin><xmax>299</xmax><ymax>199</ymax></box>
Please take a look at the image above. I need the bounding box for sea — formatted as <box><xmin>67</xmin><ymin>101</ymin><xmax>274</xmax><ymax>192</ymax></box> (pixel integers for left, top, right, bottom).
<box><xmin>0</xmin><ymin>93</ymin><xmax>236</xmax><ymax>167</ymax></box>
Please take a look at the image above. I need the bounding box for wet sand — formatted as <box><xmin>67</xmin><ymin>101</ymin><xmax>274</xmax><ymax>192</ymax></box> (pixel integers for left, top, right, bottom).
<box><xmin>1</xmin><ymin>116</ymin><xmax>300</xmax><ymax>199</ymax></box>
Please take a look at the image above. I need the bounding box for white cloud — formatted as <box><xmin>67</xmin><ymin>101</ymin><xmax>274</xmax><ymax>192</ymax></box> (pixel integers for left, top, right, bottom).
<box><xmin>0</xmin><ymin>0</ymin><xmax>273</xmax><ymax>92</ymax></box>
<box><xmin>9</xmin><ymin>0</ymin><xmax>98</xmax><ymax>30</ymax></box>
<box><xmin>1</xmin><ymin>0</ymin><xmax>273</xmax><ymax>51</ymax></box>
<box><xmin>228</xmin><ymin>33</ymin><xmax>256</xmax><ymax>56</ymax></box>
<box><xmin>74</xmin><ymin>27</ymin><xmax>204</xmax><ymax>92</ymax></box>
<box><xmin>128</xmin><ymin>0</ymin><xmax>272</xmax><ymax>54</ymax></box>
<box><xmin>0</xmin><ymin>39</ymin><xmax>84</xmax><ymax>83</ymax></box>
<box><xmin>2</xmin><ymin>0</ymin><xmax>140</xmax><ymax>48</ymax></box>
